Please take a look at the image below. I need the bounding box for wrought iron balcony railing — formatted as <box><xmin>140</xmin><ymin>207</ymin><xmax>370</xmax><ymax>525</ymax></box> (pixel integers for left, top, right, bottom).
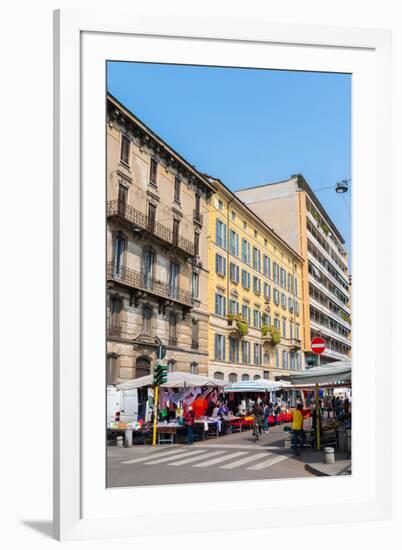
<box><xmin>107</xmin><ymin>200</ymin><xmax>195</xmax><ymax>256</ymax></box>
<box><xmin>193</xmin><ymin>209</ymin><xmax>203</xmax><ymax>225</ymax></box>
<box><xmin>107</xmin><ymin>262</ymin><xmax>193</xmax><ymax>307</ymax></box>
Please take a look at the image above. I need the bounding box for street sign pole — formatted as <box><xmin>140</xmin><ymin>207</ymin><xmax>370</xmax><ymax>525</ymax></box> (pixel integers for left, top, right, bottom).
<box><xmin>311</xmin><ymin>336</ymin><xmax>325</xmax><ymax>450</ymax></box>
<box><xmin>315</xmin><ymin>383</ymin><xmax>321</xmax><ymax>451</ymax></box>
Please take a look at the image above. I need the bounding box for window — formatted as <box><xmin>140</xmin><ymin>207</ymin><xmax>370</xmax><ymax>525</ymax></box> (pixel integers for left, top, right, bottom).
<box><xmin>190</xmin><ymin>362</ymin><xmax>199</xmax><ymax>374</ymax></box>
<box><xmin>229</xmin><ymin>229</ymin><xmax>239</xmax><ymax>256</ymax></box>
<box><xmin>229</xmin><ymin>337</ymin><xmax>240</xmax><ymax>362</ymax></box>
<box><xmin>273</xmin><ymin>262</ymin><xmax>279</xmax><ymax>283</ymax></box>
<box><xmin>217</xmin><ymin>199</ymin><xmax>223</xmax><ymax>211</ymax></box>
<box><xmin>273</xmin><ymin>288</ymin><xmax>280</xmax><ymax>304</ymax></box>
<box><xmin>150</xmin><ymin>158</ymin><xmax>158</xmax><ymax>185</ymax></box>
<box><xmin>243</xmin><ymin>221</ymin><xmax>247</xmax><ymax>230</ymax></box>
<box><xmin>263</xmin><ymin>255</ymin><xmax>271</xmax><ymax>278</ymax></box>
<box><xmin>254</xmin><ymin>229</ymin><xmax>258</xmax><ymax>238</ymax></box>
<box><xmin>169</xmin><ymin>261</ymin><xmax>179</xmax><ymax>299</ymax></box>
<box><xmin>242</xmin><ymin>340</ymin><xmax>251</xmax><ymax>363</ymax></box>
<box><xmin>288</xmin><ymin>273</ymin><xmax>294</xmax><ymax>293</ymax></box>
<box><xmin>147</xmin><ymin>202</ymin><xmax>156</xmax><ymax>232</ymax></box>
<box><xmin>191</xmin><ymin>319</ymin><xmax>199</xmax><ymax>349</ymax></box>
<box><xmin>263</xmin><ymin>369</ymin><xmax>270</xmax><ymax>379</ymax></box>
<box><xmin>215</xmin><ymin>254</ymin><xmax>226</xmax><ymax>276</ymax></box>
<box><xmin>280</xmin><ymin>268</ymin><xmax>287</xmax><ymax>289</ymax></box>
<box><xmin>288</xmin><ymin>297</ymin><xmax>294</xmax><ymax>312</ymax></box>
<box><xmin>275</xmin><ymin>348</ymin><xmax>279</xmax><ymax>369</ymax></box>
<box><xmin>241</xmin><ymin>304</ymin><xmax>250</xmax><ymax>323</ymax></box>
<box><xmin>216</xmin><ymin>218</ymin><xmax>227</xmax><ymax>249</ymax></box>
<box><xmin>228</xmin><ymin>372</ymin><xmax>237</xmax><ymax>382</ymax></box>
<box><xmin>192</xmin><ymin>272</ymin><xmax>199</xmax><ymax>299</ymax></box>
<box><xmin>195</xmin><ymin>194</ymin><xmax>201</xmax><ymax>216</ymax></box>
<box><xmin>290</xmin><ymin>352</ymin><xmax>295</xmax><ymax>371</ymax></box>
<box><xmin>109</xmin><ymin>297</ymin><xmax>122</xmax><ymax>334</ymax></box>
<box><xmin>253</xmin><ymin>309</ymin><xmax>261</xmax><ymax>328</ymax></box>
<box><xmin>194</xmin><ymin>231</ymin><xmax>200</xmax><ymax>256</ymax></box>
<box><xmin>282</xmin><ymin>351</ymin><xmax>288</xmax><ymax>370</ymax></box>
<box><xmin>120</xmin><ymin>135</ymin><xmax>130</xmax><ymax>165</ymax></box>
<box><xmin>231</xmin><ymin>210</ymin><xmax>236</xmax><ymax>221</ymax></box>
<box><xmin>289</xmin><ymin>323</ymin><xmax>293</xmax><ymax>339</ymax></box>
<box><xmin>253</xmin><ymin>247</ymin><xmax>261</xmax><ymax>271</ymax></box>
<box><xmin>281</xmin><ymin>293</ymin><xmax>287</xmax><ymax>309</ymax></box>
<box><xmin>143</xmin><ymin>247</ymin><xmax>154</xmax><ymax>288</ymax></box>
<box><xmin>254</xmin><ymin>343</ymin><xmax>262</xmax><ymax>366</ymax></box>
<box><xmin>254</xmin><ymin>375</ymin><xmax>261</xmax><ymax>381</ymax></box>
<box><xmin>113</xmin><ymin>236</ymin><xmax>125</xmax><ymax>276</ymax></box>
<box><xmin>263</xmin><ymin>283</ymin><xmax>271</xmax><ymax>299</ymax></box>
<box><xmin>172</xmin><ymin>219</ymin><xmax>180</xmax><ymax>246</ymax></box>
<box><xmin>242</xmin><ymin>374</ymin><xmax>250</xmax><ymax>381</ymax></box>
<box><xmin>142</xmin><ymin>305</ymin><xmax>153</xmax><ymax>334</ymax></box>
<box><xmin>118</xmin><ymin>183</ymin><xmax>128</xmax><ymax>205</ymax></box>
<box><xmin>241</xmin><ymin>269</ymin><xmax>250</xmax><ymax>289</ymax></box>
<box><xmin>274</xmin><ymin>318</ymin><xmax>280</xmax><ymax>331</ymax></box>
<box><xmin>169</xmin><ymin>313</ymin><xmax>177</xmax><ymax>345</ymax></box>
<box><xmin>241</xmin><ymin>239</ymin><xmax>251</xmax><ymax>264</ymax></box>
<box><xmin>214</xmin><ymin>334</ymin><xmax>226</xmax><ymax>361</ymax></box>
<box><xmin>229</xmin><ymin>299</ymin><xmax>239</xmax><ymax>315</ymax></box>
<box><xmin>253</xmin><ymin>276</ymin><xmax>261</xmax><ymax>294</ymax></box>
<box><xmin>263</xmin><ymin>353</ymin><xmax>270</xmax><ymax>366</ymax></box>
<box><xmin>294</xmin><ymin>278</ymin><xmax>298</xmax><ymax>296</ymax></box>
<box><xmin>215</xmin><ymin>293</ymin><xmax>226</xmax><ymax>317</ymax></box>
<box><xmin>282</xmin><ymin>319</ymin><xmax>287</xmax><ymax>338</ymax></box>
<box><xmin>107</xmin><ymin>354</ymin><xmax>119</xmax><ymax>385</ymax></box>
<box><xmin>174</xmin><ymin>176</ymin><xmax>181</xmax><ymax>202</ymax></box>
<box><xmin>296</xmin><ymin>324</ymin><xmax>300</xmax><ymax>340</ymax></box>
<box><xmin>229</xmin><ymin>262</ymin><xmax>240</xmax><ymax>283</ymax></box>
<box><xmin>264</xmin><ymin>238</ymin><xmax>268</xmax><ymax>247</ymax></box>
<box><xmin>214</xmin><ymin>371</ymin><xmax>224</xmax><ymax>380</ymax></box>
<box><xmin>295</xmin><ymin>301</ymin><xmax>300</xmax><ymax>315</ymax></box>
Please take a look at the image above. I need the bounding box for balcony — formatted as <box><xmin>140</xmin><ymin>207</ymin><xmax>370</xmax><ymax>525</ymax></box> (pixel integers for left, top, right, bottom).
<box><xmin>107</xmin><ymin>200</ymin><xmax>195</xmax><ymax>257</ymax></box>
<box><xmin>107</xmin><ymin>262</ymin><xmax>194</xmax><ymax>307</ymax></box>
<box><xmin>309</xmin><ymin>296</ymin><xmax>351</xmax><ymax>329</ymax></box>
<box><xmin>285</xmin><ymin>337</ymin><xmax>302</xmax><ymax>350</ymax></box>
<box><xmin>310</xmin><ymin>320</ymin><xmax>351</xmax><ymax>347</ymax></box>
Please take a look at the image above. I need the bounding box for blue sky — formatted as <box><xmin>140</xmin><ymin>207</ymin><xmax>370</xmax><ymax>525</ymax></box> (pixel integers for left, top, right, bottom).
<box><xmin>107</xmin><ymin>62</ymin><xmax>351</xmax><ymax>261</ymax></box>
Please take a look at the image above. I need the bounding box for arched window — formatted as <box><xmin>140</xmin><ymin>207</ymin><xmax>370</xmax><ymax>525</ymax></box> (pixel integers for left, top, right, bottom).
<box><xmin>242</xmin><ymin>374</ymin><xmax>250</xmax><ymax>381</ymax></box>
<box><xmin>228</xmin><ymin>373</ymin><xmax>237</xmax><ymax>383</ymax></box>
<box><xmin>214</xmin><ymin>371</ymin><xmax>224</xmax><ymax>380</ymax></box>
<box><xmin>254</xmin><ymin>375</ymin><xmax>261</xmax><ymax>380</ymax></box>
<box><xmin>107</xmin><ymin>353</ymin><xmax>119</xmax><ymax>385</ymax></box>
<box><xmin>136</xmin><ymin>356</ymin><xmax>151</xmax><ymax>378</ymax></box>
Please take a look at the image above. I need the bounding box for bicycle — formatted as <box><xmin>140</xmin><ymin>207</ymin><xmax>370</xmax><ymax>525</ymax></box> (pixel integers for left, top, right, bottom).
<box><xmin>253</xmin><ymin>417</ymin><xmax>263</xmax><ymax>442</ymax></box>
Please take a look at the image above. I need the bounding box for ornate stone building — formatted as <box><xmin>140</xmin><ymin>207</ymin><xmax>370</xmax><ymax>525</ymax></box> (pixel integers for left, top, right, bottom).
<box><xmin>106</xmin><ymin>94</ymin><xmax>215</xmax><ymax>384</ymax></box>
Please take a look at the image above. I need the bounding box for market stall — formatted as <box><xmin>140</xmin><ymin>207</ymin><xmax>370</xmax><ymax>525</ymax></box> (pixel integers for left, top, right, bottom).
<box><xmin>110</xmin><ymin>372</ymin><xmax>229</xmax><ymax>445</ymax></box>
<box><xmin>289</xmin><ymin>360</ymin><xmax>352</xmax><ymax>451</ymax></box>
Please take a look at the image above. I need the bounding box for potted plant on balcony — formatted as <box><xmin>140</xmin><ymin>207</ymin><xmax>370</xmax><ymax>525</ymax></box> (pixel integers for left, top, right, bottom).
<box><xmin>261</xmin><ymin>324</ymin><xmax>269</xmax><ymax>337</ymax></box>
<box><xmin>227</xmin><ymin>313</ymin><xmax>234</xmax><ymax>326</ymax></box>
<box><xmin>236</xmin><ymin>317</ymin><xmax>249</xmax><ymax>338</ymax></box>
<box><xmin>269</xmin><ymin>325</ymin><xmax>281</xmax><ymax>346</ymax></box>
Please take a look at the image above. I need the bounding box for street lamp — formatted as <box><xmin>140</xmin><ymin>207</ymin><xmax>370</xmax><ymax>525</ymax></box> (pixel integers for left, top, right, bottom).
<box><xmin>335</xmin><ymin>179</ymin><xmax>350</xmax><ymax>193</ymax></box>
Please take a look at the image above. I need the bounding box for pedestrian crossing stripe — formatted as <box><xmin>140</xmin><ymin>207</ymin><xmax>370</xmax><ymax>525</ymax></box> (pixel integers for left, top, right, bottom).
<box><xmin>193</xmin><ymin>451</ymin><xmax>248</xmax><ymax>468</ymax></box>
<box><xmin>145</xmin><ymin>449</ymin><xmax>206</xmax><ymax>465</ymax></box>
<box><xmin>169</xmin><ymin>450</ymin><xmax>225</xmax><ymax>466</ymax></box>
<box><xmin>246</xmin><ymin>454</ymin><xmax>288</xmax><ymax>470</ymax></box>
<box><xmin>121</xmin><ymin>447</ymin><xmax>194</xmax><ymax>464</ymax></box>
<box><xmin>220</xmin><ymin>453</ymin><xmax>269</xmax><ymax>469</ymax></box>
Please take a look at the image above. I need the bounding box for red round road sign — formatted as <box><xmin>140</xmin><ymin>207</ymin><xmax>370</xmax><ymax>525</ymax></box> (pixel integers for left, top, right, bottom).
<box><xmin>311</xmin><ymin>336</ymin><xmax>326</xmax><ymax>355</ymax></box>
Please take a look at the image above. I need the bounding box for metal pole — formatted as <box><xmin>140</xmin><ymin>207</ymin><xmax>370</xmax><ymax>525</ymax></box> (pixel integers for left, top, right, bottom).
<box><xmin>315</xmin><ymin>382</ymin><xmax>320</xmax><ymax>451</ymax></box>
<box><xmin>152</xmin><ymin>385</ymin><xmax>159</xmax><ymax>446</ymax></box>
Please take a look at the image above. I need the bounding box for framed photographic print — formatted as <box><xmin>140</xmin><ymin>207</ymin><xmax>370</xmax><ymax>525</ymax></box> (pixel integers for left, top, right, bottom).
<box><xmin>54</xmin><ymin>9</ymin><xmax>392</xmax><ymax>541</ymax></box>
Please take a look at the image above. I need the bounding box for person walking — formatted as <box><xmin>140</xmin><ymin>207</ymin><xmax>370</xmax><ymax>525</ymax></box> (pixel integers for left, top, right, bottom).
<box><xmin>185</xmin><ymin>405</ymin><xmax>196</xmax><ymax>445</ymax></box>
<box><xmin>292</xmin><ymin>403</ymin><xmax>306</xmax><ymax>456</ymax></box>
<box><xmin>252</xmin><ymin>401</ymin><xmax>264</xmax><ymax>440</ymax></box>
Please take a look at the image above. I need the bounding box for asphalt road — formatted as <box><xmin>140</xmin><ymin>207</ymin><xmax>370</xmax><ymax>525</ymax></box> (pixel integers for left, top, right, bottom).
<box><xmin>107</xmin><ymin>425</ymin><xmax>316</xmax><ymax>487</ymax></box>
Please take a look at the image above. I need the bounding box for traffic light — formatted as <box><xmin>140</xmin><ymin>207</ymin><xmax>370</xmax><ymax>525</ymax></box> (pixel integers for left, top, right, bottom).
<box><xmin>153</xmin><ymin>363</ymin><xmax>168</xmax><ymax>386</ymax></box>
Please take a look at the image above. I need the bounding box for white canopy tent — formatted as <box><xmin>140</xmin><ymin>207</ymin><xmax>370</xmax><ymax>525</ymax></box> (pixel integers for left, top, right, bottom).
<box><xmin>288</xmin><ymin>360</ymin><xmax>352</xmax><ymax>386</ymax></box>
<box><xmin>225</xmin><ymin>379</ymin><xmax>287</xmax><ymax>393</ymax></box>
<box><xmin>117</xmin><ymin>371</ymin><xmax>228</xmax><ymax>390</ymax></box>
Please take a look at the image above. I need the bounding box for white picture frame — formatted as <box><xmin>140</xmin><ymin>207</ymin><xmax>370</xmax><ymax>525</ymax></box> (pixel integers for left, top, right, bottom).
<box><xmin>54</xmin><ymin>9</ymin><xmax>392</xmax><ymax>541</ymax></box>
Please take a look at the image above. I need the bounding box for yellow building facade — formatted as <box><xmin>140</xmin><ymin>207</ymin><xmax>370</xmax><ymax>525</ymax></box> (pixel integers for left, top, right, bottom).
<box><xmin>207</xmin><ymin>178</ymin><xmax>306</xmax><ymax>383</ymax></box>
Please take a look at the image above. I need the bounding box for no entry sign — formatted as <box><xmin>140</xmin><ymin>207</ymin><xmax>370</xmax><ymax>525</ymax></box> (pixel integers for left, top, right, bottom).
<box><xmin>311</xmin><ymin>336</ymin><xmax>326</xmax><ymax>355</ymax></box>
